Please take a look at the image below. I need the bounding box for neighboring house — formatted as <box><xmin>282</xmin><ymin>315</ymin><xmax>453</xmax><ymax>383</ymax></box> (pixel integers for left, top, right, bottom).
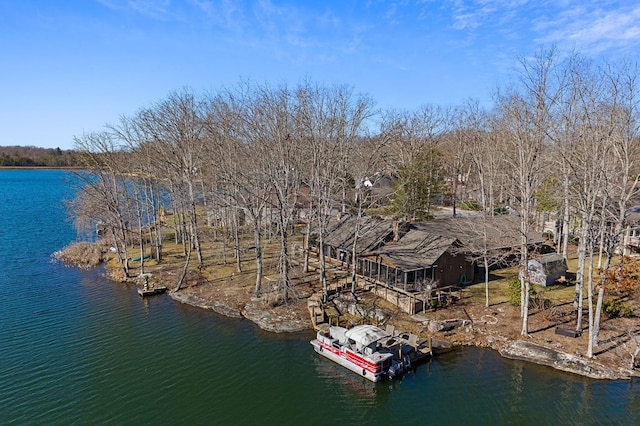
<box><xmin>623</xmin><ymin>206</ymin><xmax>640</xmax><ymax>255</ymax></box>
<box><xmin>369</xmin><ymin>172</ymin><xmax>395</xmax><ymax>206</ymax></box>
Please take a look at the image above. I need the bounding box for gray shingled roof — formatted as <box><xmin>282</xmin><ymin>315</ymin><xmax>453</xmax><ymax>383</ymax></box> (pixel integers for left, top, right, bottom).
<box><xmin>323</xmin><ymin>215</ymin><xmax>395</xmax><ymax>254</ymax></box>
<box><xmin>325</xmin><ymin>214</ymin><xmax>543</xmax><ymax>272</ymax></box>
<box><xmin>408</xmin><ymin>215</ymin><xmax>543</xmax><ymax>250</ymax></box>
<box><xmin>368</xmin><ymin>232</ymin><xmax>458</xmax><ymax>270</ymax></box>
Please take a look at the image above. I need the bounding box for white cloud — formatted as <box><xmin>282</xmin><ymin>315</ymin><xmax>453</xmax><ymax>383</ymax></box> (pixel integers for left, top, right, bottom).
<box><xmin>97</xmin><ymin>0</ymin><xmax>172</xmax><ymax>20</ymax></box>
<box><xmin>436</xmin><ymin>0</ymin><xmax>640</xmax><ymax>59</ymax></box>
<box><xmin>129</xmin><ymin>0</ymin><xmax>172</xmax><ymax>18</ymax></box>
<box><xmin>533</xmin><ymin>3</ymin><xmax>640</xmax><ymax>54</ymax></box>
<box><xmin>447</xmin><ymin>0</ymin><xmax>528</xmax><ymax>31</ymax></box>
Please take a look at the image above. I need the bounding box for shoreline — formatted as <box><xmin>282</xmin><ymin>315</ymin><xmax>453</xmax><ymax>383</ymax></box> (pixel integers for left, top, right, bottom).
<box><xmin>0</xmin><ymin>166</ymin><xmax>82</xmax><ymax>170</ymax></box>
<box><xmin>165</xmin><ymin>283</ymin><xmax>639</xmax><ymax>381</ymax></box>
<box><xmin>56</xmin><ymin>238</ymin><xmax>638</xmax><ymax>382</ymax></box>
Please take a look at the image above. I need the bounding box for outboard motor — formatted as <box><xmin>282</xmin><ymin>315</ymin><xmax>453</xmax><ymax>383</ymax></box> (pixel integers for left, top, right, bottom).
<box><xmin>388</xmin><ymin>365</ymin><xmax>398</xmax><ymax>379</ymax></box>
<box><xmin>388</xmin><ymin>359</ymin><xmax>404</xmax><ymax>379</ymax></box>
<box><xmin>403</xmin><ymin>355</ymin><xmax>411</xmax><ymax>371</ymax></box>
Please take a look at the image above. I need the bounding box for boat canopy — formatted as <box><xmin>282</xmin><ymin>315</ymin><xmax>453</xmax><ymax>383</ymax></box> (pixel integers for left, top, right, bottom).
<box><xmin>344</xmin><ymin>325</ymin><xmax>390</xmax><ymax>347</ymax></box>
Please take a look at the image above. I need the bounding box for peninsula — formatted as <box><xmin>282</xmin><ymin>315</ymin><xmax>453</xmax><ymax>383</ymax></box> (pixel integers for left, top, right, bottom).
<box><xmin>56</xmin><ymin>218</ymin><xmax>640</xmax><ymax>381</ymax></box>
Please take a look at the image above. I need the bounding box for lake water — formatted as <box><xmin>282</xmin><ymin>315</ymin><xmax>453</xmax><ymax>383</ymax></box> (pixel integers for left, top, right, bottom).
<box><xmin>1</xmin><ymin>169</ymin><xmax>639</xmax><ymax>425</ymax></box>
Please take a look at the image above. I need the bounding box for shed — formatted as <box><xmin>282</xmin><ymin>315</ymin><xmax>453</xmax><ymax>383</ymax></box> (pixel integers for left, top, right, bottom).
<box><xmin>527</xmin><ymin>253</ymin><xmax>567</xmax><ymax>286</ymax></box>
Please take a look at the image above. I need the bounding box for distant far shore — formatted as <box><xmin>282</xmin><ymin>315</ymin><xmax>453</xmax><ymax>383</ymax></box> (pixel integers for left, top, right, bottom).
<box><xmin>0</xmin><ymin>166</ymin><xmax>82</xmax><ymax>170</ymax></box>
<box><xmin>0</xmin><ymin>145</ymin><xmax>79</xmax><ymax>168</ymax></box>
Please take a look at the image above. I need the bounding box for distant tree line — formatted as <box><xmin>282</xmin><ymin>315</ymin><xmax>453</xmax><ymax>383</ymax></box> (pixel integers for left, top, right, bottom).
<box><xmin>69</xmin><ymin>47</ymin><xmax>640</xmax><ymax>359</ymax></box>
<box><xmin>0</xmin><ymin>146</ymin><xmax>78</xmax><ymax>167</ymax></box>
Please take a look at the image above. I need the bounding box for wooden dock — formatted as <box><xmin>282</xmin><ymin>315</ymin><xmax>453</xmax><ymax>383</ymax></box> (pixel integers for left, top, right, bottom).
<box><xmin>306</xmin><ymin>285</ymin><xmax>436</xmax><ymax>370</ymax></box>
<box><xmin>387</xmin><ymin>327</ymin><xmax>433</xmax><ymax>365</ymax></box>
<box><xmin>137</xmin><ymin>286</ymin><xmax>168</xmax><ymax>297</ymax></box>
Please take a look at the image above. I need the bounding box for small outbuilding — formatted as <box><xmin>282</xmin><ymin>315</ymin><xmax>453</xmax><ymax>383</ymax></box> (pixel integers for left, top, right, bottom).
<box><xmin>527</xmin><ymin>253</ymin><xmax>568</xmax><ymax>286</ymax></box>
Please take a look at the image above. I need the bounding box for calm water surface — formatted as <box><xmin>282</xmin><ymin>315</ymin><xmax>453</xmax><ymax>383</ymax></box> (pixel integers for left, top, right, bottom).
<box><xmin>1</xmin><ymin>169</ymin><xmax>639</xmax><ymax>425</ymax></box>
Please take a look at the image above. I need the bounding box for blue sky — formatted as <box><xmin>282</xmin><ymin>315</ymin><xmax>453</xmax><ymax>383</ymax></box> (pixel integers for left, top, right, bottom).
<box><xmin>1</xmin><ymin>1</ymin><xmax>639</xmax><ymax>150</ymax></box>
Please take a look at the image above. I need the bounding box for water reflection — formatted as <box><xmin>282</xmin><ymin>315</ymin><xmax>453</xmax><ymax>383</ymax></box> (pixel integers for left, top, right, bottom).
<box><xmin>313</xmin><ymin>356</ymin><xmax>389</xmax><ymax>404</ymax></box>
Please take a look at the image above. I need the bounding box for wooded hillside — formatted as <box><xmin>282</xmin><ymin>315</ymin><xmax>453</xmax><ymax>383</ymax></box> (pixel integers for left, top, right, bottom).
<box><xmin>0</xmin><ymin>145</ymin><xmax>78</xmax><ymax>167</ymax></box>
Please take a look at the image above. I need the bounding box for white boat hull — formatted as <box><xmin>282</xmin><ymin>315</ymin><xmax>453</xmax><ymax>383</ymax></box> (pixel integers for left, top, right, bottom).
<box><xmin>311</xmin><ymin>339</ymin><xmax>386</xmax><ymax>382</ymax></box>
<box><xmin>310</xmin><ymin>325</ymin><xmax>397</xmax><ymax>382</ymax></box>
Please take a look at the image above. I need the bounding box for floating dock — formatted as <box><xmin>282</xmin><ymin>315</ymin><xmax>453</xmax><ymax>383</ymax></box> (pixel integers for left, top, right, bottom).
<box><xmin>137</xmin><ymin>286</ymin><xmax>167</xmax><ymax>297</ymax></box>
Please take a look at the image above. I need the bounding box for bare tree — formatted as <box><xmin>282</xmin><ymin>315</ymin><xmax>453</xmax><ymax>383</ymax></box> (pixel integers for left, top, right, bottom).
<box><xmin>496</xmin><ymin>47</ymin><xmax>565</xmax><ymax>336</ymax></box>
<box><xmin>442</xmin><ymin>111</ymin><xmax>473</xmax><ymax>217</ymax></box>
<box><xmin>135</xmin><ymin>89</ymin><xmax>208</xmax><ymax>290</ymax></box>
<box><xmin>296</xmin><ymin>82</ymin><xmax>375</xmax><ymax>301</ymax></box>
<box><xmin>347</xmin><ymin>137</ymin><xmax>390</xmax><ymax>295</ymax></box>
<box><xmin>453</xmin><ymin>100</ymin><xmax>508</xmax><ymax>306</ymax></box>
<box><xmin>560</xmin><ymin>58</ymin><xmax>620</xmax><ymax>352</ymax></box>
<box><xmin>109</xmin><ymin>115</ymin><xmax>168</xmax><ymax>264</ymax></box>
<box><xmin>71</xmin><ymin>131</ymin><xmax>136</xmax><ymax>278</ymax></box>
<box><xmin>206</xmin><ymin>86</ymin><xmax>272</xmax><ymax>297</ymax></box>
<box><xmin>245</xmin><ymin>83</ymin><xmax>304</xmax><ymax>304</ymax></box>
<box><xmin>589</xmin><ymin>61</ymin><xmax>640</xmax><ymax>356</ymax></box>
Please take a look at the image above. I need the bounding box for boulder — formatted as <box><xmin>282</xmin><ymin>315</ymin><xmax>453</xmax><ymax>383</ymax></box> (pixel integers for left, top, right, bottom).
<box><xmin>242</xmin><ymin>301</ymin><xmax>310</xmax><ymax>333</ymax></box>
<box><xmin>499</xmin><ymin>341</ymin><xmax>630</xmax><ymax>380</ymax></box>
<box><xmin>169</xmin><ymin>292</ymin><xmax>242</xmax><ymax>318</ymax></box>
<box><xmin>428</xmin><ymin>319</ymin><xmax>467</xmax><ymax>332</ymax></box>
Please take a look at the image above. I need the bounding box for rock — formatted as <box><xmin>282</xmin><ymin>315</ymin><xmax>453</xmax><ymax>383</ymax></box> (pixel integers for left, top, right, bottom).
<box><xmin>169</xmin><ymin>292</ymin><xmax>242</xmax><ymax>318</ymax></box>
<box><xmin>171</xmin><ymin>291</ymin><xmax>311</xmax><ymax>332</ymax></box>
<box><xmin>242</xmin><ymin>301</ymin><xmax>310</xmax><ymax>333</ymax></box>
<box><xmin>499</xmin><ymin>340</ymin><xmax>630</xmax><ymax>380</ymax></box>
<box><xmin>428</xmin><ymin>319</ymin><xmax>465</xmax><ymax>332</ymax></box>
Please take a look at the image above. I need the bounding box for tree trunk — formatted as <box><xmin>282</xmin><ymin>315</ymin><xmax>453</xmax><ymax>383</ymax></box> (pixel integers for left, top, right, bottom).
<box><xmin>303</xmin><ymin>213</ymin><xmax>311</xmax><ymax>273</ymax></box>
<box><xmin>253</xmin><ymin>221</ymin><xmax>263</xmax><ymax>298</ymax></box>
<box><xmin>351</xmin><ymin>199</ymin><xmax>364</xmax><ymax>295</ymax></box>
<box><xmin>110</xmin><ymin>227</ymin><xmax>129</xmax><ymax>278</ymax></box>
<box><xmin>233</xmin><ymin>206</ymin><xmax>242</xmax><ymax>273</ymax></box>
<box><xmin>561</xmin><ymin>157</ymin><xmax>571</xmax><ymax>258</ymax></box>
<box><xmin>279</xmin><ymin>220</ymin><xmax>291</xmax><ymax>305</ymax></box>
<box><xmin>592</xmin><ymin>287</ymin><xmax>604</xmax><ymax>352</ymax></box>
<box><xmin>521</xmin><ymin>280</ymin><xmax>530</xmax><ymax>336</ymax></box>
<box><xmin>187</xmin><ymin>180</ymin><xmax>203</xmax><ymax>266</ymax></box>
<box><xmin>484</xmin><ymin>256</ymin><xmax>490</xmax><ymax>308</ymax></box>
<box><xmin>318</xmin><ymin>232</ymin><xmax>328</xmax><ymax>302</ymax></box>
<box><xmin>138</xmin><ymin>211</ymin><xmax>145</xmax><ymax>276</ymax></box>
<box><xmin>174</xmin><ymin>237</ymin><xmax>192</xmax><ymax>292</ymax></box>
<box><xmin>586</xmin><ymin>252</ymin><xmax>595</xmax><ymax>357</ymax></box>
<box><xmin>575</xmin><ymin>224</ymin><xmax>587</xmax><ymax>333</ymax></box>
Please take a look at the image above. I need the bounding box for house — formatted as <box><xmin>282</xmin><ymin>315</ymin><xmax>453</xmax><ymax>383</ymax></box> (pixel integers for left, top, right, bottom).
<box><xmin>358</xmin><ymin>230</ymin><xmax>472</xmax><ymax>291</ymax></box>
<box><xmin>322</xmin><ymin>214</ymin><xmax>543</xmax><ymax>289</ymax></box>
<box><xmin>623</xmin><ymin>206</ymin><xmax>640</xmax><ymax>255</ymax></box>
<box><xmin>321</xmin><ymin>215</ymin><xmax>401</xmax><ymax>267</ymax></box>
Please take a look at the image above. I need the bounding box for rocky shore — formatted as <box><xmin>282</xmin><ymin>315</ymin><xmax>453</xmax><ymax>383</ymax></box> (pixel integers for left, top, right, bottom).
<box><xmin>168</xmin><ymin>291</ymin><xmax>310</xmax><ymax>332</ymax></box>
<box><xmin>499</xmin><ymin>341</ymin><xmax>625</xmax><ymax>380</ymax></box>
<box><xmin>61</xmin><ymin>239</ymin><xmax>638</xmax><ymax>382</ymax></box>
<box><xmin>168</xmin><ymin>283</ymin><xmax>640</xmax><ymax>381</ymax></box>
